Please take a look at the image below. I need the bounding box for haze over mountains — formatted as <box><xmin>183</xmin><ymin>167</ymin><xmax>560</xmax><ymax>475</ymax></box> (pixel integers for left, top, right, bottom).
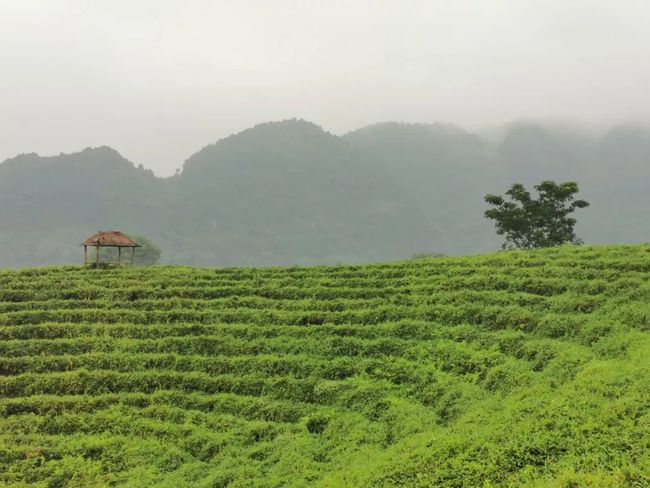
<box><xmin>1</xmin><ymin>119</ymin><xmax>648</xmax><ymax>268</ymax></box>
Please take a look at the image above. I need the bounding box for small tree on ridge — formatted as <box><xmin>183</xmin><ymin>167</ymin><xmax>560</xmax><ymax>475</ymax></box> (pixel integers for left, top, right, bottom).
<box><xmin>103</xmin><ymin>234</ymin><xmax>162</xmax><ymax>265</ymax></box>
<box><xmin>484</xmin><ymin>181</ymin><xmax>590</xmax><ymax>250</ymax></box>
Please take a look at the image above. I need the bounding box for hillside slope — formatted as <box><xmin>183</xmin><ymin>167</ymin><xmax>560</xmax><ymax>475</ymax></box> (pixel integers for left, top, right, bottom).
<box><xmin>3</xmin><ymin>119</ymin><xmax>650</xmax><ymax>267</ymax></box>
<box><xmin>0</xmin><ymin>147</ymin><xmax>161</xmax><ymax>267</ymax></box>
<box><xmin>171</xmin><ymin>120</ymin><xmax>434</xmax><ymax>265</ymax></box>
<box><xmin>0</xmin><ymin>120</ymin><xmax>436</xmax><ymax>267</ymax></box>
<box><xmin>1</xmin><ymin>245</ymin><xmax>649</xmax><ymax>487</ymax></box>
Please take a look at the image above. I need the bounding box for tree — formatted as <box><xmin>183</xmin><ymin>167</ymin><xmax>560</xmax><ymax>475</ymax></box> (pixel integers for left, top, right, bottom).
<box><xmin>484</xmin><ymin>181</ymin><xmax>590</xmax><ymax>250</ymax></box>
<box><xmin>103</xmin><ymin>234</ymin><xmax>161</xmax><ymax>265</ymax></box>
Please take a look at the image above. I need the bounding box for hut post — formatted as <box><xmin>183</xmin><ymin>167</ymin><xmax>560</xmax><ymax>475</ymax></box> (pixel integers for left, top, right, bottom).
<box><xmin>118</xmin><ymin>247</ymin><xmax>122</xmax><ymax>265</ymax></box>
<box><xmin>132</xmin><ymin>246</ymin><xmax>136</xmax><ymax>266</ymax></box>
<box><xmin>96</xmin><ymin>245</ymin><xmax>100</xmax><ymax>266</ymax></box>
<box><xmin>84</xmin><ymin>245</ymin><xmax>88</xmax><ymax>266</ymax></box>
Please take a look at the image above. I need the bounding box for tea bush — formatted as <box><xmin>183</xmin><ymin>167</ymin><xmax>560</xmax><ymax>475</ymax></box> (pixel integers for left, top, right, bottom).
<box><xmin>1</xmin><ymin>245</ymin><xmax>649</xmax><ymax>486</ymax></box>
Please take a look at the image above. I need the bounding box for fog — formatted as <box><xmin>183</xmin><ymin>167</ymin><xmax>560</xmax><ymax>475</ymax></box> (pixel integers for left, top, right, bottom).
<box><xmin>1</xmin><ymin>0</ymin><xmax>649</xmax><ymax>176</ymax></box>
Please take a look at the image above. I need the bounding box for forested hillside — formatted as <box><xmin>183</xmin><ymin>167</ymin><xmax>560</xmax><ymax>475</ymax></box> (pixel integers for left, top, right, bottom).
<box><xmin>1</xmin><ymin>119</ymin><xmax>649</xmax><ymax>267</ymax></box>
<box><xmin>0</xmin><ymin>245</ymin><xmax>649</xmax><ymax>486</ymax></box>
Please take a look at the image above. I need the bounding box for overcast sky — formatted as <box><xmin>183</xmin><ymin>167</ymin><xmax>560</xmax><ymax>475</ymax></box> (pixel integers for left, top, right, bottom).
<box><xmin>1</xmin><ymin>0</ymin><xmax>649</xmax><ymax>176</ymax></box>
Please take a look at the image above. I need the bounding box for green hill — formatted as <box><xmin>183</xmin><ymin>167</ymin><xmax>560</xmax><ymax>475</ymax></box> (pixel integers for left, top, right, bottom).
<box><xmin>3</xmin><ymin>119</ymin><xmax>650</xmax><ymax>267</ymax></box>
<box><xmin>171</xmin><ymin>120</ymin><xmax>434</xmax><ymax>265</ymax></box>
<box><xmin>1</xmin><ymin>245</ymin><xmax>649</xmax><ymax>487</ymax></box>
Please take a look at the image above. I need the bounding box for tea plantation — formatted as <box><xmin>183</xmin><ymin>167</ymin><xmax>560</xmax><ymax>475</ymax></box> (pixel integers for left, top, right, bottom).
<box><xmin>1</xmin><ymin>245</ymin><xmax>649</xmax><ymax>487</ymax></box>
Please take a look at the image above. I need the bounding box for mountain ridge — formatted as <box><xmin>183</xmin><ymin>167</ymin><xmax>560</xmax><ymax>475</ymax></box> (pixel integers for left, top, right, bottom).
<box><xmin>4</xmin><ymin>118</ymin><xmax>650</xmax><ymax>177</ymax></box>
<box><xmin>1</xmin><ymin>118</ymin><xmax>649</xmax><ymax>267</ymax></box>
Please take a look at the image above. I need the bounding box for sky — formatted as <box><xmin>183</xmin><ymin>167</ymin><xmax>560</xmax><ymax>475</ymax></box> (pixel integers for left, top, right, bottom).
<box><xmin>1</xmin><ymin>0</ymin><xmax>649</xmax><ymax>176</ymax></box>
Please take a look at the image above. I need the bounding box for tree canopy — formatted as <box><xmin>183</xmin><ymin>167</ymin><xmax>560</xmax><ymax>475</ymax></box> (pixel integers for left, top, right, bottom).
<box><xmin>484</xmin><ymin>181</ymin><xmax>590</xmax><ymax>250</ymax></box>
<box><xmin>103</xmin><ymin>234</ymin><xmax>161</xmax><ymax>265</ymax></box>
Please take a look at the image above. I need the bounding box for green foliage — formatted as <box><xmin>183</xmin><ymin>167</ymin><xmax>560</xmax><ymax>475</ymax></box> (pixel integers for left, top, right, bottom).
<box><xmin>0</xmin><ymin>245</ymin><xmax>649</xmax><ymax>486</ymax></box>
<box><xmin>102</xmin><ymin>235</ymin><xmax>161</xmax><ymax>266</ymax></box>
<box><xmin>485</xmin><ymin>181</ymin><xmax>590</xmax><ymax>249</ymax></box>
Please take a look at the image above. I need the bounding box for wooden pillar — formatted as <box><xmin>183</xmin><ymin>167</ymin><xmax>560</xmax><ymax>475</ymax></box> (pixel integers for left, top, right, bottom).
<box><xmin>84</xmin><ymin>245</ymin><xmax>88</xmax><ymax>266</ymax></box>
<box><xmin>118</xmin><ymin>247</ymin><xmax>122</xmax><ymax>265</ymax></box>
<box><xmin>96</xmin><ymin>246</ymin><xmax>100</xmax><ymax>266</ymax></box>
<box><xmin>132</xmin><ymin>247</ymin><xmax>136</xmax><ymax>266</ymax></box>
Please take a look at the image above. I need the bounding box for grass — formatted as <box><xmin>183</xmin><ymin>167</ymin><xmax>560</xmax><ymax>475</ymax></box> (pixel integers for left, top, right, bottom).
<box><xmin>0</xmin><ymin>245</ymin><xmax>649</xmax><ymax>487</ymax></box>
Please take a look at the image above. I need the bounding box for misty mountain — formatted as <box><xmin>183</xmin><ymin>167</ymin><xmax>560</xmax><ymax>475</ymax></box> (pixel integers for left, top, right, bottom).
<box><xmin>344</xmin><ymin>122</ymin><xmax>500</xmax><ymax>253</ymax></box>
<box><xmin>166</xmin><ymin>120</ymin><xmax>435</xmax><ymax>265</ymax></box>
<box><xmin>0</xmin><ymin>147</ymin><xmax>160</xmax><ymax>266</ymax></box>
<box><xmin>0</xmin><ymin>119</ymin><xmax>648</xmax><ymax>267</ymax></box>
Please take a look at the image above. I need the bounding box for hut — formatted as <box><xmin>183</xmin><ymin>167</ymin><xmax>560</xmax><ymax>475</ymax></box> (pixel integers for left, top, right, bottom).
<box><xmin>81</xmin><ymin>231</ymin><xmax>141</xmax><ymax>266</ymax></box>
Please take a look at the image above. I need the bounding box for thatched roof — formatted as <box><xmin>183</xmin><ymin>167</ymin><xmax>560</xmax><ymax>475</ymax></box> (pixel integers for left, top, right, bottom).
<box><xmin>82</xmin><ymin>231</ymin><xmax>140</xmax><ymax>247</ymax></box>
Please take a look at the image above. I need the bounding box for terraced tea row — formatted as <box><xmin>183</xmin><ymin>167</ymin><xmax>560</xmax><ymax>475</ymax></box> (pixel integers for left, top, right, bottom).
<box><xmin>1</xmin><ymin>245</ymin><xmax>649</xmax><ymax>487</ymax></box>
